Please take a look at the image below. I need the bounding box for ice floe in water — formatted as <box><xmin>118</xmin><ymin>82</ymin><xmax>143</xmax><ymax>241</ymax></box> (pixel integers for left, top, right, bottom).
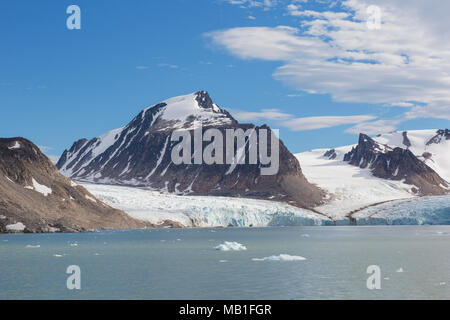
<box><xmin>396</xmin><ymin>267</ymin><xmax>404</xmax><ymax>273</ymax></box>
<box><xmin>53</xmin><ymin>254</ymin><xmax>63</xmax><ymax>258</ymax></box>
<box><xmin>25</xmin><ymin>245</ymin><xmax>40</xmax><ymax>248</ymax></box>
<box><xmin>215</xmin><ymin>241</ymin><xmax>247</xmax><ymax>251</ymax></box>
<box><xmin>252</xmin><ymin>254</ymin><xmax>307</xmax><ymax>261</ymax></box>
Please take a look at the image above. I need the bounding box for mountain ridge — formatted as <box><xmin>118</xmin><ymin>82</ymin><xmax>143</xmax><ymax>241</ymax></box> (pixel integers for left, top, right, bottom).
<box><xmin>57</xmin><ymin>91</ymin><xmax>325</xmax><ymax>209</ymax></box>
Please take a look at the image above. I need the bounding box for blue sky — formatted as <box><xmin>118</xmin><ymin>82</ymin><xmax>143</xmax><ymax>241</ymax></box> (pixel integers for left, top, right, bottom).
<box><xmin>1</xmin><ymin>0</ymin><xmax>449</xmax><ymax>159</ymax></box>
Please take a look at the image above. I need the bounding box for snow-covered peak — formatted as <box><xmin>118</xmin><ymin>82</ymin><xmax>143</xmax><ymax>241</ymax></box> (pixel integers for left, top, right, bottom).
<box><xmin>160</xmin><ymin>92</ymin><xmax>207</xmax><ymax>121</ymax></box>
<box><xmin>142</xmin><ymin>91</ymin><xmax>234</xmax><ymax>129</ymax></box>
<box><xmin>373</xmin><ymin>129</ymin><xmax>450</xmax><ymax>182</ymax></box>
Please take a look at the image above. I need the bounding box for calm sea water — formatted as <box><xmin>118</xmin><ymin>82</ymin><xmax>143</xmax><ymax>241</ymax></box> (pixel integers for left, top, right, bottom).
<box><xmin>0</xmin><ymin>226</ymin><xmax>449</xmax><ymax>300</ymax></box>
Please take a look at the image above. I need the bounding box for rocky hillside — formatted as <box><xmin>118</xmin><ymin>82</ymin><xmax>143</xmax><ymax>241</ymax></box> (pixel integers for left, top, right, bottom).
<box><xmin>57</xmin><ymin>91</ymin><xmax>325</xmax><ymax>209</ymax></box>
<box><xmin>344</xmin><ymin>133</ymin><xmax>448</xmax><ymax>195</ymax></box>
<box><xmin>0</xmin><ymin>137</ymin><xmax>154</xmax><ymax>233</ymax></box>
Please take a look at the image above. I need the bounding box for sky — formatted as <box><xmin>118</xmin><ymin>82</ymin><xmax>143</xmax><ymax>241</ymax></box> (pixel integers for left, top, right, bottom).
<box><xmin>1</xmin><ymin>0</ymin><xmax>449</xmax><ymax>161</ymax></box>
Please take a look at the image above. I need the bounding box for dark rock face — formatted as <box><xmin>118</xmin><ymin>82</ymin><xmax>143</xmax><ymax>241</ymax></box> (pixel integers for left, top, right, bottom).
<box><xmin>426</xmin><ymin>129</ymin><xmax>450</xmax><ymax>145</ymax></box>
<box><xmin>57</xmin><ymin>91</ymin><xmax>325</xmax><ymax>209</ymax></box>
<box><xmin>344</xmin><ymin>134</ymin><xmax>448</xmax><ymax>195</ymax></box>
<box><xmin>323</xmin><ymin>149</ymin><xmax>337</xmax><ymax>160</ymax></box>
<box><xmin>402</xmin><ymin>131</ymin><xmax>412</xmax><ymax>147</ymax></box>
<box><xmin>0</xmin><ymin>137</ymin><xmax>149</xmax><ymax>233</ymax></box>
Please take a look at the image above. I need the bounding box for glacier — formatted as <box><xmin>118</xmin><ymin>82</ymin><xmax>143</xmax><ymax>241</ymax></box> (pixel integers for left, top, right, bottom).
<box><xmin>82</xmin><ymin>183</ymin><xmax>332</xmax><ymax>227</ymax></box>
<box><xmin>82</xmin><ymin>183</ymin><xmax>450</xmax><ymax>227</ymax></box>
<box><xmin>352</xmin><ymin>195</ymin><xmax>450</xmax><ymax>225</ymax></box>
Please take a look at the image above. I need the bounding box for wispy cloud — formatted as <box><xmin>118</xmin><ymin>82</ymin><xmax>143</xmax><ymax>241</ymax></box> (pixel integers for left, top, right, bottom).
<box><xmin>38</xmin><ymin>145</ymin><xmax>53</xmax><ymax>153</ymax></box>
<box><xmin>207</xmin><ymin>0</ymin><xmax>450</xmax><ymax>122</ymax></box>
<box><xmin>282</xmin><ymin>115</ymin><xmax>377</xmax><ymax>131</ymax></box>
<box><xmin>231</xmin><ymin>108</ymin><xmax>381</xmax><ymax>132</ymax></box>
<box><xmin>157</xmin><ymin>63</ymin><xmax>178</xmax><ymax>69</ymax></box>
<box><xmin>345</xmin><ymin>119</ymin><xmax>399</xmax><ymax>135</ymax></box>
<box><xmin>232</xmin><ymin>108</ymin><xmax>292</xmax><ymax>121</ymax></box>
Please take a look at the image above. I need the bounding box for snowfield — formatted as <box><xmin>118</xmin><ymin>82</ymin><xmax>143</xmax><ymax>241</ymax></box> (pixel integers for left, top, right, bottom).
<box><xmin>296</xmin><ymin>147</ymin><xmax>414</xmax><ymax>220</ymax></box>
<box><xmin>82</xmin><ymin>183</ymin><xmax>331</xmax><ymax>227</ymax></box>
<box><xmin>296</xmin><ymin>129</ymin><xmax>450</xmax><ymax>220</ymax></box>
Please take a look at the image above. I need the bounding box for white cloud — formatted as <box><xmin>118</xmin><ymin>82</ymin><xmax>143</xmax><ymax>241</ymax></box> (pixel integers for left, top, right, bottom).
<box><xmin>231</xmin><ymin>108</ymin><xmax>292</xmax><ymax>121</ymax></box>
<box><xmin>345</xmin><ymin>119</ymin><xmax>399</xmax><ymax>135</ymax></box>
<box><xmin>157</xmin><ymin>63</ymin><xmax>178</xmax><ymax>69</ymax></box>
<box><xmin>224</xmin><ymin>0</ymin><xmax>278</xmax><ymax>10</ymax></box>
<box><xmin>38</xmin><ymin>145</ymin><xmax>52</xmax><ymax>152</ymax></box>
<box><xmin>281</xmin><ymin>115</ymin><xmax>376</xmax><ymax>131</ymax></box>
<box><xmin>207</xmin><ymin>0</ymin><xmax>450</xmax><ymax>121</ymax></box>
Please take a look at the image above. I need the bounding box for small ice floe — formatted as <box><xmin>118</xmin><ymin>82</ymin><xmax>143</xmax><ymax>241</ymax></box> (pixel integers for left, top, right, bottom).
<box><xmin>252</xmin><ymin>254</ymin><xmax>307</xmax><ymax>262</ymax></box>
<box><xmin>300</xmin><ymin>234</ymin><xmax>310</xmax><ymax>238</ymax></box>
<box><xmin>219</xmin><ymin>260</ymin><xmax>228</xmax><ymax>263</ymax></box>
<box><xmin>438</xmin><ymin>282</ymin><xmax>446</xmax><ymax>286</ymax></box>
<box><xmin>26</xmin><ymin>245</ymin><xmax>40</xmax><ymax>248</ymax></box>
<box><xmin>53</xmin><ymin>254</ymin><xmax>63</xmax><ymax>258</ymax></box>
<box><xmin>6</xmin><ymin>222</ymin><xmax>26</xmax><ymax>232</ymax></box>
<box><xmin>384</xmin><ymin>277</ymin><xmax>390</xmax><ymax>280</ymax></box>
<box><xmin>94</xmin><ymin>253</ymin><xmax>102</xmax><ymax>256</ymax></box>
<box><xmin>396</xmin><ymin>267</ymin><xmax>404</xmax><ymax>273</ymax></box>
<box><xmin>215</xmin><ymin>241</ymin><xmax>247</xmax><ymax>251</ymax></box>
<box><xmin>176</xmin><ymin>239</ymin><xmax>181</xmax><ymax>241</ymax></box>
<box><xmin>69</xmin><ymin>243</ymin><xmax>78</xmax><ymax>247</ymax></box>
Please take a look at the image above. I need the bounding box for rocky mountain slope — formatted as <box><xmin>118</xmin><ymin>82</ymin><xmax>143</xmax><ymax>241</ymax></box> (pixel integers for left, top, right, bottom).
<box><xmin>343</xmin><ymin>133</ymin><xmax>448</xmax><ymax>195</ymax></box>
<box><xmin>0</xmin><ymin>137</ymin><xmax>153</xmax><ymax>233</ymax></box>
<box><xmin>57</xmin><ymin>91</ymin><xmax>325</xmax><ymax>209</ymax></box>
<box><xmin>296</xmin><ymin>129</ymin><xmax>449</xmax><ymax>220</ymax></box>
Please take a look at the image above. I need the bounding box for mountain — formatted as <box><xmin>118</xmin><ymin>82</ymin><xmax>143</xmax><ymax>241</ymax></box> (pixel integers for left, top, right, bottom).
<box><xmin>296</xmin><ymin>129</ymin><xmax>450</xmax><ymax>220</ymax></box>
<box><xmin>343</xmin><ymin>133</ymin><xmax>448</xmax><ymax>195</ymax></box>
<box><xmin>0</xmin><ymin>137</ymin><xmax>152</xmax><ymax>233</ymax></box>
<box><xmin>57</xmin><ymin>91</ymin><xmax>325</xmax><ymax>209</ymax></box>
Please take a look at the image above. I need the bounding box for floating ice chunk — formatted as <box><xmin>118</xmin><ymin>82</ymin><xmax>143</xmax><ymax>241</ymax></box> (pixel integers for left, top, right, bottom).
<box><xmin>215</xmin><ymin>241</ymin><xmax>247</xmax><ymax>251</ymax></box>
<box><xmin>252</xmin><ymin>254</ymin><xmax>307</xmax><ymax>261</ymax></box>
<box><xmin>301</xmin><ymin>234</ymin><xmax>310</xmax><ymax>237</ymax></box>
<box><xmin>219</xmin><ymin>260</ymin><xmax>228</xmax><ymax>263</ymax></box>
<box><xmin>69</xmin><ymin>243</ymin><xmax>78</xmax><ymax>247</ymax></box>
<box><xmin>396</xmin><ymin>267</ymin><xmax>404</xmax><ymax>273</ymax></box>
<box><xmin>26</xmin><ymin>245</ymin><xmax>40</xmax><ymax>248</ymax></box>
<box><xmin>6</xmin><ymin>222</ymin><xmax>26</xmax><ymax>231</ymax></box>
<box><xmin>53</xmin><ymin>254</ymin><xmax>63</xmax><ymax>258</ymax></box>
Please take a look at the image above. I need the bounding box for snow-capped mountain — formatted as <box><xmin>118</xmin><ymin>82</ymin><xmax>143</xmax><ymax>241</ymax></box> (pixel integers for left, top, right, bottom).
<box><xmin>296</xmin><ymin>129</ymin><xmax>450</xmax><ymax>220</ymax></box>
<box><xmin>0</xmin><ymin>137</ymin><xmax>148</xmax><ymax>233</ymax></box>
<box><xmin>343</xmin><ymin>133</ymin><xmax>448</xmax><ymax>195</ymax></box>
<box><xmin>57</xmin><ymin>91</ymin><xmax>324</xmax><ymax>209</ymax></box>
